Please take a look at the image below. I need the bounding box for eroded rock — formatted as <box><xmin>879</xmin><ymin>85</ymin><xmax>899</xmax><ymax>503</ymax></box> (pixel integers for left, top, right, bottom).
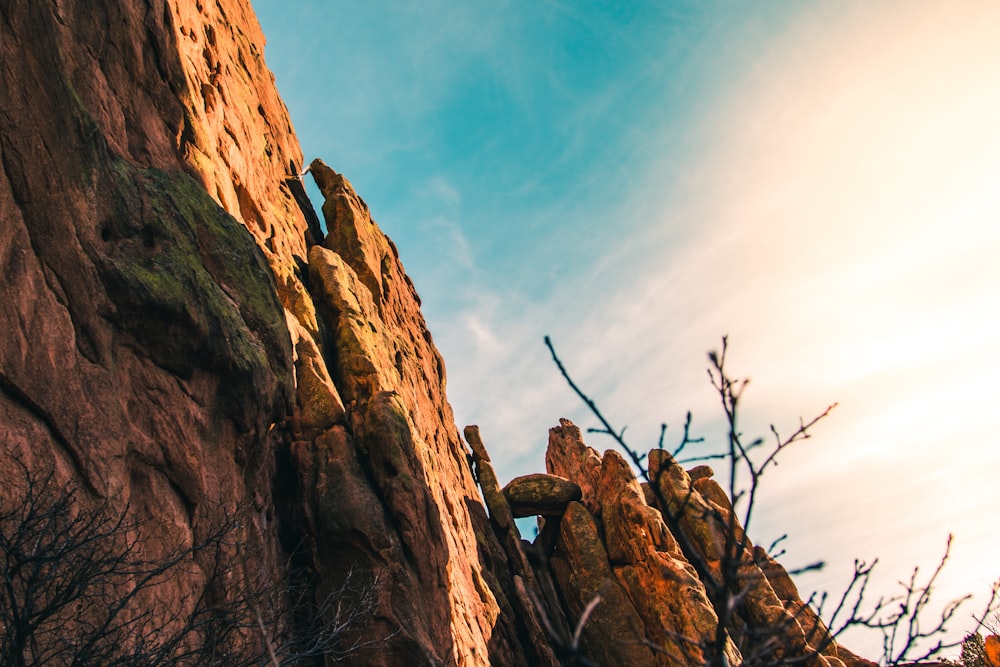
<box><xmin>0</xmin><ymin>0</ymin><xmax>885</xmax><ymax>663</ymax></box>
<box><xmin>546</xmin><ymin>418</ymin><xmax>604</xmax><ymax>515</ymax></box>
<box><xmin>0</xmin><ymin>1</ymin><xmax>538</xmax><ymax>664</ymax></box>
<box><xmin>478</xmin><ymin>419</ymin><xmax>872</xmax><ymax>667</ymax></box>
<box><xmin>502</xmin><ymin>473</ymin><xmax>582</xmax><ymax>518</ymax></box>
<box><xmin>550</xmin><ymin>501</ymin><xmax>657</xmax><ymax>667</ymax></box>
<box><xmin>986</xmin><ymin>634</ymin><xmax>1000</xmax><ymax>667</ymax></box>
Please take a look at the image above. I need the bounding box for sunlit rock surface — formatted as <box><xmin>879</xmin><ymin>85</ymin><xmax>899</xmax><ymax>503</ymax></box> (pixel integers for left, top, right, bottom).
<box><xmin>478</xmin><ymin>418</ymin><xmax>877</xmax><ymax>667</ymax></box>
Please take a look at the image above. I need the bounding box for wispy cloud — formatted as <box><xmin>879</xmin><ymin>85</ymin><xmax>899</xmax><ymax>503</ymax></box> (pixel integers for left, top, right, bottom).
<box><xmin>604</xmin><ymin>3</ymin><xmax>1000</xmax><ymax>654</ymax></box>
<box><xmin>444</xmin><ymin>1</ymin><xmax>1000</xmax><ymax>655</ymax></box>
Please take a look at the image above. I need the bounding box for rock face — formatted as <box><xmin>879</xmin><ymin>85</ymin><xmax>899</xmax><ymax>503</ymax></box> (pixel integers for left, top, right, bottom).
<box><xmin>0</xmin><ymin>1</ymin><xmax>879</xmax><ymax>665</ymax></box>
<box><xmin>0</xmin><ymin>1</ymin><xmax>519</xmax><ymax>664</ymax></box>
<box><xmin>293</xmin><ymin>159</ymin><xmax>525</xmax><ymax>665</ymax></box>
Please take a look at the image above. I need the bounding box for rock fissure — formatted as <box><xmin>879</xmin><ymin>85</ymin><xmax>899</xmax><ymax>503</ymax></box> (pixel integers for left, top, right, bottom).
<box><xmin>0</xmin><ymin>371</ymin><xmax>95</xmax><ymax>495</ymax></box>
<box><xmin>0</xmin><ymin>140</ymin><xmax>28</xmax><ymax>208</ymax></box>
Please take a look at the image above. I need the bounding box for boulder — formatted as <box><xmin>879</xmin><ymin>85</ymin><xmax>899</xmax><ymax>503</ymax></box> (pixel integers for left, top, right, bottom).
<box><xmin>502</xmin><ymin>473</ymin><xmax>582</xmax><ymax>518</ymax></box>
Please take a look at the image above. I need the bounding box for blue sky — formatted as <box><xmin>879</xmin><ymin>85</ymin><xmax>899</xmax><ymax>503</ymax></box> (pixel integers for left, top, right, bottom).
<box><xmin>253</xmin><ymin>1</ymin><xmax>1000</xmax><ymax>657</ymax></box>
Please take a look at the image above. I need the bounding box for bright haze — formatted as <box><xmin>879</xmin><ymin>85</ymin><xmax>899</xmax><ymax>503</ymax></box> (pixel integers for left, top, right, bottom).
<box><xmin>254</xmin><ymin>0</ymin><xmax>1000</xmax><ymax>655</ymax></box>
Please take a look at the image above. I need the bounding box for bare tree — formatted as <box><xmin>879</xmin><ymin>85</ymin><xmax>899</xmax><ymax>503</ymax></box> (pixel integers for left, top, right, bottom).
<box><xmin>544</xmin><ymin>335</ymin><xmax>999</xmax><ymax>666</ymax></box>
<box><xmin>0</xmin><ymin>456</ymin><xmax>380</xmax><ymax>666</ymax></box>
<box><xmin>848</xmin><ymin>537</ymin><xmax>999</xmax><ymax>665</ymax></box>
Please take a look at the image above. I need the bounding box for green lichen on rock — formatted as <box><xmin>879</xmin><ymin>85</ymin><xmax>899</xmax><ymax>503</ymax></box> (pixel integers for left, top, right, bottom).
<box><xmin>95</xmin><ymin>157</ymin><xmax>293</xmax><ymax>431</ymax></box>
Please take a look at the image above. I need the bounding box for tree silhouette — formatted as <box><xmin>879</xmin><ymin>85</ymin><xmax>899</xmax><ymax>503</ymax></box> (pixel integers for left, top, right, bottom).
<box><xmin>0</xmin><ymin>456</ymin><xmax>381</xmax><ymax>666</ymax></box>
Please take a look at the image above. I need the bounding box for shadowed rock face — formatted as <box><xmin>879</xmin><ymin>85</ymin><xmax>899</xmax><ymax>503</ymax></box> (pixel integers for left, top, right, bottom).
<box><xmin>0</xmin><ymin>1</ymin><xmax>881</xmax><ymax>665</ymax></box>
<box><xmin>1</xmin><ymin>0</ymin><xmax>294</xmax><ymax>580</ymax></box>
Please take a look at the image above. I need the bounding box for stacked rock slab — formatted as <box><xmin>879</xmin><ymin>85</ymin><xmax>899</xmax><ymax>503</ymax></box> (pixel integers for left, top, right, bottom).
<box><xmin>476</xmin><ymin>419</ymin><xmax>877</xmax><ymax>667</ymax></box>
<box><xmin>296</xmin><ymin>161</ymin><xmax>530</xmax><ymax>664</ymax></box>
<box><xmin>545</xmin><ymin>420</ymin><xmax>741</xmax><ymax>666</ymax></box>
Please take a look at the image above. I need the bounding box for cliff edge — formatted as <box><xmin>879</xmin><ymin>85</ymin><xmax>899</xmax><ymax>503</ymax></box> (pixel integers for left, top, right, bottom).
<box><xmin>0</xmin><ymin>0</ymin><xmax>522</xmax><ymax>663</ymax></box>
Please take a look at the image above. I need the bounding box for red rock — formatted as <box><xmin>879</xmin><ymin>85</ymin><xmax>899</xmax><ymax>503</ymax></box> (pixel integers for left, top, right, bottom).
<box><xmin>301</xmin><ymin>163</ymin><xmax>531</xmax><ymax>663</ymax></box>
<box><xmin>986</xmin><ymin>634</ymin><xmax>1000</xmax><ymax>667</ymax></box>
<box><xmin>550</xmin><ymin>502</ymin><xmax>657</xmax><ymax>667</ymax></box>
<box><xmin>688</xmin><ymin>464</ymin><xmax>715</xmax><ymax>481</ymax></box>
<box><xmin>596</xmin><ymin>449</ymin><xmax>737</xmax><ymax>665</ymax></box>
<box><xmin>464</xmin><ymin>427</ymin><xmax>560</xmax><ymax>667</ymax></box>
<box><xmin>0</xmin><ymin>1</ymin><xmax>531</xmax><ymax>663</ymax></box>
<box><xmin>0</xmin><ymin>0</ymin><xmax>885</xmax><ymax>663</ymax></box>
<box><xmin>649</xmin><ymin>449</ymin><xmax>850</xmax><ymax>666</ymax></box>
<box><xmin>1</xmin><ymin>0</ymin><xmax>297</xmax><ymax>660</ymax></box>
<box><xmin>545</xmin><ymin>418</ymin><xmax>604</xmax><ymax>515</ymax></box>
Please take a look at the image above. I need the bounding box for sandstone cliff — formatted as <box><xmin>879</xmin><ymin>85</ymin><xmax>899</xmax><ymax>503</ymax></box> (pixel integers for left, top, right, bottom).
<box><xmin>0</xmin><ymin>1</ymin><xmax>874</xmax><ymax>665</ymax></box>
<box><xmin>0</xmin><ymin>0</ymin><xmax>522</xmax><ymax>663</ymax></box>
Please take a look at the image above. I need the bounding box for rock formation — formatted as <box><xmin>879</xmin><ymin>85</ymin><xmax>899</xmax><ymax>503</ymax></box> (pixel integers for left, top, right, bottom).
<box><xmin>0</xmin><ymin>1</ymin><xmax>519</xmax><ymax>664</ymax></box>
<box><xmin>0</xmin><ymin>0</ymin><xmax>878</xmax><ymax>665</ymax></box>
<box><xmin>472</xmin><ymin>419</ymin><xmax>877</xmax><ymax>667</ymax></box>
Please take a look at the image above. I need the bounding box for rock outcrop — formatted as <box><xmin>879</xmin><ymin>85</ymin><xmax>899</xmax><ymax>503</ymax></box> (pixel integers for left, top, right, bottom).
<box><xmin>0</xmin><ymin>0</ymin><xmax>879</xmax><ymax>665</ymax></box>
<box><xmin>469</xmin><ymin>419</ymin><xmax>878</xmax><ymax>667</ymax></box>
<box><xmin>0</xmin><ymin>1</ymin><xmax>521</xmax><ymax>664</ymax></box>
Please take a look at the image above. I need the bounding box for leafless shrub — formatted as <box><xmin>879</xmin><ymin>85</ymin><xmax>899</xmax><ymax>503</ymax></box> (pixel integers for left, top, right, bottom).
<box><xmin>0</xmin><ymin>456</ymin><xmax>381</xmax><ymax>666</ymax></box>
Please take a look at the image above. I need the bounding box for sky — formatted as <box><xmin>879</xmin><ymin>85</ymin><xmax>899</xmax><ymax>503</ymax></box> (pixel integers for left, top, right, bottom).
<box><xmin>253</xmin><ymin>1</ymin><xmax>1000</xmax><ymax>659</ymax></box>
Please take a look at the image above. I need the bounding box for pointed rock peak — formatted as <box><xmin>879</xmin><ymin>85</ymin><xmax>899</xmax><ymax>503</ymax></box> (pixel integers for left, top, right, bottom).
<box><xmin>546</xmin><ymin>418</ymin><xmax>603</xmax><ymax>515</ymax></box>
<box><xmin>306</xmin><ymin>158</ymin><xmax>369</xmax><ymax>216</ymax></box>
<box><xmin>306</xmin><ymin>158</ymin><xmax>349</xmax><ymax>200</ymax></box>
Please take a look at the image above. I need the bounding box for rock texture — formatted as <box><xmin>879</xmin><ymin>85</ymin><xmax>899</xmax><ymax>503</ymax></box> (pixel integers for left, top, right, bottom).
<box><xmin>502</xmin><ymin>474</ymin><xmax>582</xmax><ymax>518</ymax></box>
<box><xmin>1</xmin><ymin>0</ymin><xmax>296</xmax><ymax>638</ymax></box>
<box><xmin>293</xmin><ymin>160</ymin><xmax>526</xmax><ymax>665</ymax></box>
<box><xmin>0</xmin><ymin>1</ymin><xmax>523</xmax><ymax>664</ymax></box>
<box><xmin>986</xmin><ymin>635</ymin><xmax>1000</xmax><ymax>667</ymax></box>
<box><xmin>0</xmin><ymin>0</ymin><xmax>881</xmax><ymax>665</ymax></box>
<box><xmin>469</xmin><ymin>419</ymin><xmax>877</xmax><ymax>667</ymax></box>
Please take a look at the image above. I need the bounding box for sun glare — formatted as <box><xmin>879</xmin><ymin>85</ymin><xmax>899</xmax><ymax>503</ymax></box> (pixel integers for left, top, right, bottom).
<box><xmin>653</xmin><ymin>3</ymin><xmax>1000</xmax><ymax>648</ymax></box>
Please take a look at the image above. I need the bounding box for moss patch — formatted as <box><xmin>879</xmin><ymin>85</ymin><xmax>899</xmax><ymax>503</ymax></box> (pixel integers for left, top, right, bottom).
<box><xmin>95</xmin><ymin>158</ymin><xmax>292</xmax><ymax>430</ymax></box>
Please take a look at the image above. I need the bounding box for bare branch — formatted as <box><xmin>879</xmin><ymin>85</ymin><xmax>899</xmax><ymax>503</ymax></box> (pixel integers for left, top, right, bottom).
<box><xmin>543</xmin><ymin>334</ymin><xmax>983</xmax><ymax>667</ymax></box>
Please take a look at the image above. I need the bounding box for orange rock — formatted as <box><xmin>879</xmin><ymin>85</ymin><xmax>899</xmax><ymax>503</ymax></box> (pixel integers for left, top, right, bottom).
<box><xmin>545</xmin><ymin>419</ymin><xmax>604</xmax><ymax>515</ymax></box>
<box><xmin>0</xmin><ymin>1</ymin><xmax>533</xmax><ymax>663</ymax></box>
<box><xmin>985</xmin><ymin>634</ymin><xmax>1000</xmax><ymax>667</ymax></box>
<box><xmin>0</xmin><ymin>0</ymin><xmax>888</xmax><ymax>663</ymax></box>
<box><xmin>550</xmin><ymin>502</ymin><xmax>657</xmax><ymax>667</ymax></box>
